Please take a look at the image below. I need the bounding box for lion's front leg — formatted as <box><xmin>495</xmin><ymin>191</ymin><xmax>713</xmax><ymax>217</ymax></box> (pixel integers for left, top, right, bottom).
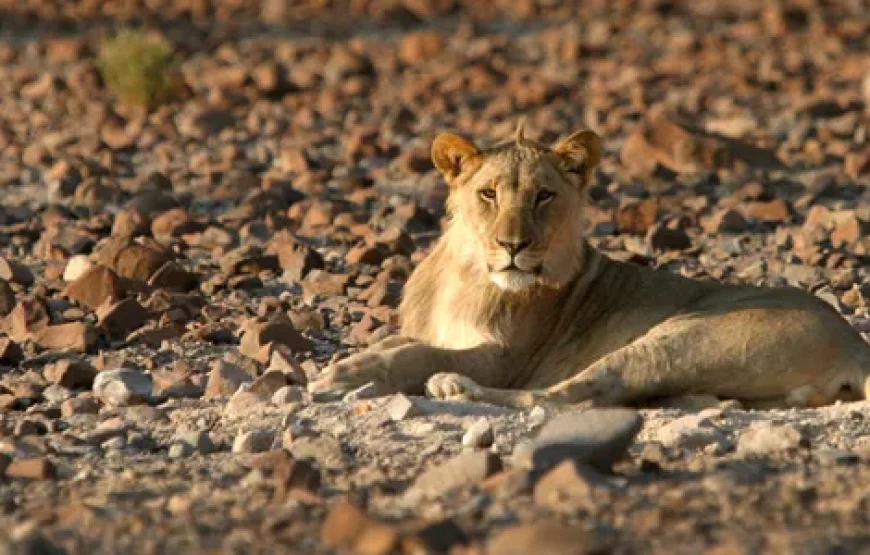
<box><xmin>309</xmin><ymin>341</ymin><xmax>508</xmax><ymax>397</ymax></box>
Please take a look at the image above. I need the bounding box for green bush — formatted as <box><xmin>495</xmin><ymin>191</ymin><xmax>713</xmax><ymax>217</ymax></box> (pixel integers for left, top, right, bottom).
<box><xmin>98</xmin><ymin>30</ymin><xmax>181</xmax><ymax>109</ymax></box>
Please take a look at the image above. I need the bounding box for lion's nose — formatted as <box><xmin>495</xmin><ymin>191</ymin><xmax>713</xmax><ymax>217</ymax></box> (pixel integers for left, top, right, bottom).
<box><xmin>497</xmin><ymin>238</ymin><xmax>531</xmax><ymax>256</ymax></box>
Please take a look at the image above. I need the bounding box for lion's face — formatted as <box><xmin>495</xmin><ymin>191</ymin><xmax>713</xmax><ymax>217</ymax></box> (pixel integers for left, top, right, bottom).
<box><xmin>431</xmin><ymin>125</ymin><xmax>602</xmax><ymax>293</ymax></box>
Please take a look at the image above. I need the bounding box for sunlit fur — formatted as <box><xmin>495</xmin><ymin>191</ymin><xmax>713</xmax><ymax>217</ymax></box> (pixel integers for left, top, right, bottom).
<box><xmin>400</xmin><ymin>128</ymin><xmax>600</xmax><ymax>348</ymax></box>
<box><xmin>443</xmin><ymin>138</ymin><xmax>590</xmax><ymax>293</ymax></box>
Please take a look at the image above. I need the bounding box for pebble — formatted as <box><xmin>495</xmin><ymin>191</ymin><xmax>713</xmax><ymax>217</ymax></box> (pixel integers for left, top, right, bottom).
<box><xmin>513</xmin><ymin>408</ymin><xmax>642</xmax><ymax>472</ymax></box>
<box><xmin>407</xmin><ymin>450</ymin><xmax>503</xmax><ymax>501</ymax></box>
<box><xmin>655</xmin><ymin>414</ymin><xmax>730</xmax><ymax>451</ymax></box>
<box><xmin>171</xmin><ymin>431</ymin><xmax>217</xmax><ymax>457</ymax></box>
<box><xmin>343</xmin><ymin>382</ymin><xmax>378</xmax><ymax>403</ymax></box>
<box><xmin>92</xmin><ymin>368</ymin><xmax>153</xmax><ymax>407</ymax></box>
<box><xmin>272</xmin><ymin>385</ymin><xmax>306</xmax><ymax>404</ymax></box>
<box><xmin>462</xmin><ymin>418</ymin><xmax>494</xmax><ymax>449</ymax></box>
<box><xmin>385</xmin><ymin>393</ymin><xmax>421</xmax><ymax>421</ymax></box>
<box><xmin>232</xmin><ymin>430</ymin><xmax>275</xmax><ymax>454</ymax></box>
<box><xmin>736</xmin><ymin>423</ymin><xmax>805</xmax><ymax>457</ymax></box>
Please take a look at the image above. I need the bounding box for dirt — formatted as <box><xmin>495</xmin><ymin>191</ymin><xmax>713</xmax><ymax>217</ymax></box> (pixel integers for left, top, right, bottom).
<box><xmin>2</xmin><ymin>1</ymin><xmax>870</xmax><ymax>553</ymax></box>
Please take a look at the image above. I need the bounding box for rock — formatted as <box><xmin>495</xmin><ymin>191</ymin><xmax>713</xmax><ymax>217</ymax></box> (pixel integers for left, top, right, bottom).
<box><xmin>399</xmin><ymin>30</ymin><xmax>446</xmax><ymax>63</ymax></box>
<box><xmin>533</xmin><ymin>459</ymin><xmax>613</xmax><ymax>507</ymax></box>
<box><xmin>410</xmin><ymin>451</ymin><xmax>502</xmax><ymax>500</ymax></box>
<box><xmin>148</xmin><ymin>261</ymin><xmax>197</xmax><ymax>291</ymax></box>
<box><xmin>704</xmin><ymin>208</ymin><xmax>748</xmax><ymax>234</ymax></box>
<box><xmin>34</xmin><ymin>322</ymin><xmax>96</xmax><ymax>353</ymax></box>
<box><xmin>93</xmin><ymin>368</ymin><xmax>153</xmax><ymax>406</ymax></box>
<box><xmin>647</xmin><ymin>223</ymin><xmax>691</xmax><ymax>251</ymax></box>
<box><xmin>287</xmin><ymin>435</ymin><xmax>346</xmax><ymax>470</ymax></box>
<box><xmin>204</xmin><ymin>360</ymin><xmax>252</xmax><ymax>398</ymax></box>
<box><xmin>63</xmin><ymin>255</ymin><xmax>93</xmax><ymax>282</ymax></box>
<box><xmin>343</xmin><ymin>382</ymin><xmax>378</xmax><ymax>403</ymax></box>
<box><xmin>267</xmin><ymin>345</ymin><xmax>307</xmax><ymax>385</ymax></box>
<box><xmin>171</xmin><ymin>431</ymin><xmax>217</xmax><ymax>456</ymax></box>
<box><xmin>385</xmin><ymin>393</ymin><xmax>421</xmax><ymax>421</ymax></box>
<box><xmin>743</xmin><ymin>199</ymin><xmax>792</xmax><ymax>223</ymax></box>
<box><xmin>321</xmin><ymin>500</ymin><xmax>396</xmax><ymax>552</ymax></box>
<box><xmin>239</xmin><ymin>316</ymin><xmax>312</xmax><ymax>363</ymax></box>
<box><xmin>0</xmin><ymin>278</ymin><xmax>14</xmax><ymax>317</ymax></box>
<box><xmin>60</xmin><ymin>396</ymin><xmax>101</xmax><ymax>416</ymax></box>
<box><xmin>462</xmin><ymin>418</ymin><xmax>495</xmax><ymax>449</ymax></box>
<box><xmin>513</xmin><ymin>408</ymin><xmax>642</xmax><ymax>472</ymax></box>
<box><xmin>736</xmin><ymin>423</ymin><xmax>805</xmax><ymax>457</ymax></box>
<box><xmin>43</xmin><ymin>359</ymin><xmax>96</xmax><ymax>389</ymax></box>
<box><xmin>656</xmin><ymin>414</ymin><xmax>730</xmax><ymax>451</ymax></box>
<box><xmin>268</xmin><ymin>237</ymin><xmax>324</xmax><ymax>281</ymax></box>
<box><xmin>225</xmin><ymin>389</ymin><xmax>268</xmax><ymax>416</ymax></box>
<box><xmin>487</xmin><ymin>519</ymin><xmax>609</xmax><ymax>555</ymax></box>
<box><xmin>272</xmin><ymin>385</ymin><xmax>305</xmax><ymax>404</ymax></box>
<box><xmin>616</xmin><ymin>199</ymin><xmax>659</xmax><ymax>234</ymax></box>
<box><xmin>248</xmin><ymin>370</ymin><xmax>288</xmax><ymax>397</ymax></box>
<box><xmin>5</xmin><ymin>457</ymin><xmax>56</xmax><ymax>480</ymax></box>
<box><xmin>0</xmin><ymin>257</ymin><xmax>34</xmax><ymax>287</ymax></box>
<box><xmin>96</xmin><ymin>298</ymin><xmax>150</xmax><ymax>337</ymax></box>
<box><xmin>4</xmin><ymin>298</ymin><xmax>50</xmax><ymax>341</ymax></box>
<box><xmin>527</xmin><ymin>405</ymin><xmax>548</xmax><ymax>428</ymax></box>
<box><xmin>0</xmin><ymin>337</ymin><xmax>24</xmax><ymax>365</ymax></box>
<box><xmin>94</xmin><ymin>237</ymin><xmax>171</xmax><ymax>283</ymax></box>
<box><xmin>232</xmin><ymin>430</ymin><xmax>275</xmax><ymax>454</ymax></box>
<box><xmin>271</xmin><ymin>450</ymin><xmax>322</xmax><ymax>502</ymax></box>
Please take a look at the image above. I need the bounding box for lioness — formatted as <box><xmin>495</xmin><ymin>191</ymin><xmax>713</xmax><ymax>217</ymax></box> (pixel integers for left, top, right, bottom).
<box><xmin>310</xmin><ymin>123</ymin><xmax>870</xmax><ymax>409</ymax></box>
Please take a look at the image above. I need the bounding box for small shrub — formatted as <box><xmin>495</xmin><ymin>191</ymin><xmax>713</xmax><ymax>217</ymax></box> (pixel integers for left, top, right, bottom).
<box><xmin>98</xmin><ymin>29</ymin><xmax>181</xmax><ymax>109</ymax></box>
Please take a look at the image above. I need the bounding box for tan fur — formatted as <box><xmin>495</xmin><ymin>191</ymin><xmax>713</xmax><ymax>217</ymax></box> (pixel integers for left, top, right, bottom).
<box><xmin>310</xmin><ymin>125</ymin><xmax>870</xmax><ymax>409</ymax></box>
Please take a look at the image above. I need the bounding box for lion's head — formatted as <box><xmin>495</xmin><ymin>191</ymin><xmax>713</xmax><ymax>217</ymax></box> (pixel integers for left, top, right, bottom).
<box><xmin>431</xmin><ymin>122</ymin><xmax>602</xmax><ymax>293</ymax></box>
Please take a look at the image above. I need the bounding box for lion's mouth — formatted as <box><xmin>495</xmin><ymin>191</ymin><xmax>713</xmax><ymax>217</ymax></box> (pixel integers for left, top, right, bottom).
<box><xmin>491</xmin><ymin>261</ymin><xmax>542</xmax><ymax>275</ymax></box>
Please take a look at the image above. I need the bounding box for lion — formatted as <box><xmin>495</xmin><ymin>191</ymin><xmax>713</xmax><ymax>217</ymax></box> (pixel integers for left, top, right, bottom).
<box><xmin>309</xmin><ymin>122</ymin><xmax>870</xmax><ymax>409</ymax></box>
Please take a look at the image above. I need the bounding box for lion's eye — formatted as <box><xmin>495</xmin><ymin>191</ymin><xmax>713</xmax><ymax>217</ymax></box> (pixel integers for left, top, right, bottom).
<box><xmin>478</xmin><ymin>189</ymin><xmax>497</xmax><ymax>202</ymax></box>
<box><xmin>536</xmin><ymin>190</ymin><xmax>556</xmax><ymax>206</ymax></box>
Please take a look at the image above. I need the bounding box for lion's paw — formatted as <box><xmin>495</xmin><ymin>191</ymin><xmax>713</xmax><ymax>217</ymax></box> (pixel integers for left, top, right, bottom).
<box><xmin>308</xmin><ymin>351</ymin><xmax>392</xmax><ymax>396</ymax></box>
<box><xmin>425</xmin><ymin>372</ymin><xmax>482</xmax><ymax>401</ymax></box>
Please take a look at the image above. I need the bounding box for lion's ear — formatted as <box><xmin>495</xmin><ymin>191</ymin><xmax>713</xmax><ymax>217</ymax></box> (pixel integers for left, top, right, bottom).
<box><xmin>431</xmin><ymin>132</ymin><xmax>480</xmax><ymax>184</ymax></box>
<box><xmin>553</xmin><ymin>129</ymin><xmax>602</xmax><ymax>181</ymax></box>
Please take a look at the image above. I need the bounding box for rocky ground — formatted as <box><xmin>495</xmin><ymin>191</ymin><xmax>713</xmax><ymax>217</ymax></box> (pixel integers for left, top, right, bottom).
<box><xmin>2</xmin><ymin>0</ymin><xmax>870</xmax><ymax>553</ymax></box>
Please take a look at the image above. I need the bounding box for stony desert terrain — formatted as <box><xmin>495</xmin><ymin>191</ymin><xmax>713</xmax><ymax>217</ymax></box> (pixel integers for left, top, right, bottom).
<box><xmin>2</xmin><ymin>0</ymin><xmax>870</xmax><ymax>553</ymax></box>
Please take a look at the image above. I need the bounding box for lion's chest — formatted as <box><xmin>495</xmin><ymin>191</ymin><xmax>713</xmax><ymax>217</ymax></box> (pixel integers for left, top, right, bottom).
<box><xmin>431</xmin><ymin>315</ymin><xmax>496</xmax><ymax>350</ymax></box>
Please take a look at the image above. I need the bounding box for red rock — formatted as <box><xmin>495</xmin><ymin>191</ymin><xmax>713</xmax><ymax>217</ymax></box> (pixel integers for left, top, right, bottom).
<box><xmin>345</xmin><ymin>242</ymin><xmax>390</xmax><ymax>266</ymax></box>
<box><xmin>0</xmin><ymin>278</ymin><xmax>14</xmax><ymax>317</ymax></box>
<box><xmin>248</xmin><ymin>370</ymin><xmax>289</xmax><ymax>397</ymax></box>
<box><xmin>94</xmin><ymin>237</ymin><xmax>171</xmax><ymax>283</ymax></box>
<box><xmin>321</xmin><ymin>500</ymin><xmax>376</xmax><ymax>550</ymax></box>
<box><xmin>646</xmin><ymin>224</ymin><xmax>691</xmax><ymax>251</ymax></box>
<box><xmin>35</xmin><ymin>322</ymin><xmax>96</xmax><ymax>353</ymax></box>
<box><xmin>399</xmin><ymin>30</ymin><xmax>446</xmax><ymax>64</ymax></box>
<box><xmin>112</xmin><ymin>207</ymin><xmax>150</xmax><ymax>237</ymax></box>
<box><xmin>0</xmin><ymin>337</ymin><xmax>23</xmax><ymax>365</ymax></box>
<box><xmin>5</xmin><ymin>457</ymin><xmax>56</xmax><ymax>480</ymax></box>
<box><xmin>96</xmin><ymin>298</ymin><xmax>150</xmax><ymax>338</ymax></box>
<box><xmin>616</xmin><ymin>199</ymin><xmax>659</xmax><ymax>234</ymax></box>
<box><xmin>743</xmin><ymin>199</ymin><xmax>792</xmax><ymax>223</ymax></box>
<box><xmin>63</xmin><ymin>265</ymin><xmax>126</xmax><ymax>310</ymax></box>
<box><xmin>43</xmin><ymin>359</ymin><xmax>96</xmax><ymax>388</ymax></box>
<box><xmin>147</xmin><ymin>261</ymin><xmax>197</xmax><ymax>291</ymax></box>
<box><xmin>239</xmin><ymin>316</ymin><xmax>312</xmax><ymax>363</ymax></box>
<box><xmin>831</xmin><ymin>211</ymin><xmax>869</xmax><ymax>247</ymax></box>
<box><xmin>0</xmin><ymin>257</ymin><xmax>33</xmax><ymax>287</ymax></box>
<box><xmin>271</xmin><ymin>450</ymin><xmax>322</xmax><ymax>502</ymax></box>
<box><xmin>268</xmin><ymin>237</ymin><xmax>324</xmax><ymax>281</ymax></box>
<box><xmin>204</xmin><ymin>360</ymin><xmax>252</xmax><ymax>398</ymax></box>
<box><xmin>4</xmin><ymin>298</ymin><xmax>51</xmax><ymax>341</ymax></box>
<box><xmin>704</xmin><ymin>209</ymin><xmax>748</xmax><ymax>234</ymax></box>
<box><xmin>60</xmin><ymin>396</ymin><xmax>101</xmax><ymax>416</ymax></box>
<box><xmin>533</xmin><ymin>460</ymin><xmax>610</xmax><ymax>507</ymax></box>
